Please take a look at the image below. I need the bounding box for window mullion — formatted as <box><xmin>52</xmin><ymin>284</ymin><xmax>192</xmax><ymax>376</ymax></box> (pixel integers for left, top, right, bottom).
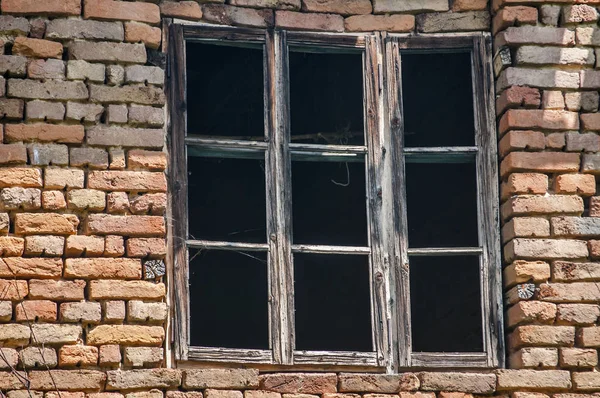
<box><xmin>265</xmin><ymin>29</ymin><xmax>294</xmax><ymax>365</ymax></box>
<box><xmin>383</xmin><ymin>35</ymin><xmax>411</xmax><ymax>369</ymax></box>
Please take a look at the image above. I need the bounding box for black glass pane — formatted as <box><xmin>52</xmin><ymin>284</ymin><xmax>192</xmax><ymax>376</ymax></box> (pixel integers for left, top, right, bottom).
<box><xmin>289</xmin><ymin>51</ymin><xmax>364</xmax><ymax>145</ymax></box>
<box><xmin>405</xmin><ymin>162</ymin><xmax>478</xmax><ymax>248</ymax></box>
<box><xmin>401</xmin><ymin>52</ymin><xmax>475</xmax><ymax>147</ymax></box>
<box><xmin>410</xmin><ymin>255</ymin><xmax>483</xmax><ymax>352</ymax></box>
<box><xmin>189</xmin><ymin>249</ymin><xmax>269</xmax><ymax>349</ymax></box>
<box><xmin>188</xmin><ymin>156</ymin><xmax>266</xmax><ymax>243</ymax></box>
<box><xmin>294</xmin><ymin>253</ymin><xmax>372</xmax><ymax>351</ymax></box>
<box><xmin>292</xmin><ymin>160</ymin><xmax>368</xmax><ymax>246</ymax></box>
<box><xmin>186</xmin><ymin>42</ymin><xmax>264</xmax><ymax>139</ymax></box>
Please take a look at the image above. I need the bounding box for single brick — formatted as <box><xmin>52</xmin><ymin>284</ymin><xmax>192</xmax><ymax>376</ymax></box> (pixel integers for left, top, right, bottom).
<box><xmin>106</xmin><ymin>65</ymin><xmax>124</xmax><ymax>86</ymax></box>
<box><xmin>45</xmin><ymin>168</ymin><xmax>84</xmax><ymax>189</ymax></box>
<box><xmin>124</xmin><ymin>347</ymin><xmax>163</xmax><ymax>367</ymax></box>
<box><xmin>89</xmin><ymin>280</ymin><xmax>165</xmax><ymax>300</ymax></box>
<box><xmin>493</xmin><ymin>6</ymin><xmax>538</xmax><ymax>35</ymax></box>
<box><xmin>14</xmin><ymin>213</ymin><xmax>78</xmax><ymax>235</ymax></box>
<box><xmin>344</xmin><ymin>14</ymin><xmax>414</xmax><ymax>32</ymax></box>
<box><xmin>19</xmin><ymin>346</ymin><xmax>57</xmax><ymax>368</ymax></box>
<box><xmin>24</xmin><ymin>235</ymin><xmax>64</xmax><ymax>256</ymax></box>
<box><xmin>69</xmin><ymin>42</ymin><xmax>147</xmax><ymax>64</ymax></box>
<box><xmin>557</xmin><ymin>304</ymin><xmax>600</xmax><ymax>325</ymax></box>
<box><xmin>15</xmin><ymin>300</ymin><xmax>57</xmax><ymax>322</ymax></box>
<box><xmin>67</xmin><ymin>189</ymin><xmax>106</xmax><ymax>211</ymax></box>
<box><xmin>338</xmin><ymin>374</ymin><xmax>419</xmax><ymax>393</ymax></box>
<box><xmin>84</xmin><ymin>0</ymin><xmax>160</xmax><ymax>24</ymax></box>
<box><xmin>66</xmin><ymin>102</ymin><xmax>104</xmax><ymax>123</ymax></box>
<box><xmin>161</xmin><ymin>2</ymin><xmax>203</xmax><ymax>21</ymax></box>
<box><xmin>104</xmin><ymin>235</ymin><xmax>125</xmax><ymax>257</ymax></box>
<box><xmin>64</xmin><ymin>258</ymin><xmax>141</xmax><ymax>279</ymax></box>
<box><xmin>1</xmin><ymin>0</ymin><xmax>80</xmax><ymax>16</ymax></box>
<box><xmin>0</xmin><ymin>324</ymin><xmax>30</xmax><ymax>346</ymax></box>
<box><xmin>373</xmin><ymin>0</ymin><xmax>448</xmax><ymax>13</ymax></box>
<box><xmin>128</xmin><ymin>105</ymin><xmax>164</xmax><ymax>127</ymax></box>
<box><xmin>0</xmin><ymin>237</ymin><xmax>24</xmax><ymax>256</ymax></box>
<box><xmin>126</xmin><ymin>238</ymin><xmax>166</xmax><ymax>258</ymax></box>
<box><xmin>128</xmin><ymin>301</ymin><xmax>167</xmax><ymax>323</ymax></box>
<box><xmin>65</xmin><ymin>235</ymin><xmax>105</xmax><ymax>257</ymax></box>
<box><xmin>563</xmin><ymin>5</ymin><xmax>598</xmax><ymax>23</ymax></box>
<box><xmin>46</xmin><ymin>19</ymin><xmax>124</xmax><ymax>41</ymax></box>
<box><xmin>509</xmin><ymin>347</ymin><xmax>558</xmax><ymax>368</ymax></box>
<box><xmin>30</xmin><ymin>324</ymin><xmax>81</xmax><ymax>344</ymax></box>
<box><xmin>552</xmin><ymin>217</ymin><xmax>600</xmax><ymax>237</ymax></box>
<box><xmin>27</xmin><ymin>370</ymin><xmax>106</xmax><ymax>391</ymax></box>
<box><xmin>275</xmin><ymin>10</ymin><xmax>343</xmax><ymax>32</ymax></box>
<box><xmin>0</xmin><ymin>187</ymin><xmax>41</xmax><ymax>210</ymax></box>
<box><xmin>504</xmin><ymin>238</ymin><xmax>588</xmax><ymax>262</ymax></box>
<box><xmin>7</xmin><ymin>79</ymin><xmax>87</xmax><ymax>100</ymax></box>
<box><xmin>497</xmin><ymin>68</ymin><xmax>579</xmax><ymax>91</ymax></box>
<box><xmin>498</xmin><ymin>130</ymin><xmax>545</xmax><ymax>157</ymax></box>
<box><xmin>504</xmin><ymin>261</ymin><xmax>550</xmax><ymax>287</ymax></box>
<box><xmin>130</xmin><ymin>193</ymin><xmax>166</xmax><ymax>215</ymax></box>
<box><xmin>87</xmin><ymin>126</ymin><xmax>164</xmax><ymax>148</ymax></box>
<box><xmin>418</xmin><ymin>373</ymin><xmax>495</xmax><ymax>394</ymax></box>
<box><xmin>501</xmin><ymin>195</ymin><xmax>583</xmax><ymax>219</ymax></box>
<box><xmin>509</xmin><ymin>326</ymin><xmax>575</xmax><ymax>348</ymax></box>
<box><xmin>60</xmin><ymin>301</ymin><xmax>102</xmax><ymax>324</ymax></box>
<box><xmin>539</xmin><ymin>282</ymin><xmax>600</xmax><ymax>303</ymax></box>
<box><xmin>516</xmin><ymin>46</ymin><xmax>594</xmax><ymax>66</ymax></box>
<box><xmin>542</xmin><ymin>91</ymin><xmax>566</xmax><ymax>110</ymax></box>
<box><xmin>5</xmin><ymin>123</ymin><xmax>82</xmax><ymax>143</ymax></box>
<box><xmin>125</xmin><ymin>65</ymin><xmax>164</xmax><ymax>86</ymax></box>
<box><xmin>59</xmin><ymin>345</ymin><xmax>98</xmax><ymax>367</ymax></box>
<box><xmin>302</xmin><ymin>0</ymin><xmax>371</xmax><ymax>15</ymax></box>
<box><xmin>560</xmin><ymin>348</ymin><xmax>598</xmax><ymax>368</ymax></box>
<box><xmin>66</xmin><ymin>60</ymin><xmax>106</xmax><ymax>83</ymax></box>
<box><xmin>27</xmin><ymin>59</ymin><xmax>65</xmax><ymax>80</ymax></box>
<box><xmin>26</xmin><ymin>100</ymin><xmax>65</xmax><ymax>122</ymax></box>
<box><xmin>12</xmin><ymin>37</ymin><xmax>62</xmax><ymax>59</ymax></box>
<box><xmin>417</xmin><ymin>11</ymin><xmax>489</xmax><ymax>33</ymax></box>
<box><xmin>88</xmin><ymin>171</ymin><xmax>166</xmax><ymax>192</ymax></box>
<box><xmin>107</xmin><ymin>192</ymin><xmax>130</xmax><ymax>214</ymax></box>
<box><xmin>507</xmin><ymin>301</ymin><xmax>557</xmax><ymax>327</ymax></box>
<box><xmin>70</xmin><ymin>147</ymin><xmax>109</xmax><ymax>169</ymax></box>
<box><xmin>565</xmin><ymin>92</ymin><xmax>599</xmax><ymax>112</ymax></box>
<box><xmin>499</xmin><ymin>110</ymin><xmax>579</xmax><ymax>134</ymax></box>
<box><xmin>88</xmin><ymin>325</ymin><xmax>165</xmax><ymax>347</ymax></box>
<box><xmin>554</xmin><ymin>174</ymin><xmax>596</xmax><ymax>196</ymax></box>
<box><xmin>124</xmin><ymin>22</ymin><xmax>161</xmax><ymax>50</ymax></box>
<box><xmin>89</xmin><ymin>85</ymin><xmax>165</xmax><ymax>105</ymax></box>
<box><xmin>0</xmin><ymin>55</ymin><xmax>27</xmax><ymax>77</ymax></box>
<box><xmin>0</xmin><ymin>144</ymin><xmax>27</xmax><ymax>165</ymax></box>
<box><xmin>104</xmin><ymin>300</ymin><xmax>126</xmax><ymax>323</ymax></box>
<box><xmin>28</xmin><ymin>279</ymin><xmax>85</xmax><ymax>300</ymax></box>
<box><xmin>500</xmin><ymin>152</ymin><xmax>580</xmax><ymax>177</ymax></box>
<box><xmin>111</xmin><ymin>149</ymin><xmax>126</xmax><ymax>169</ymax></box>
<box><xmin>107</xmin><ymin>104</ymin><xmax>128</xmax><ymax>124</ymax></box>
<box><xmin>28</xmin><ymin>144</ymin><xmax>68</xmax><ymax>166</ymax></box>
<box><xmin>99</xmin><ymin>345</ymin><xmax>121</xmax><ymax>366</ymax></box>
<box><xmin>0</xmin><ymin>257</ymin><xmax>62</xmax><ymax>278</ymax></box>
<box><xmin>495</xmin><ymin>26</ymin><xmax>575</xmax><ymax>46</ymax></box>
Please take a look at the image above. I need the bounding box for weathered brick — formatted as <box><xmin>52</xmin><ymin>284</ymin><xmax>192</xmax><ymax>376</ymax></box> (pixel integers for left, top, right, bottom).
<box><xmin>275</xmin><ymin>10</ymin><xmax>343</xmax><ymax>32</ymax></box>
<box><xmin>47</xmin><ymin>19</ymin><xmax>124</xmax><ymax>41</ymax></box>
<box><xmin>373</xmin><ymin>0</ymin><xmax>448</xmax><ymax>13</ymax></box>
<box><xmin>28</xmin><ymin>370</ymin><xmax>106</xmax><ymax>391</ymax></box>
<box><xmin>66</xmin><ymin>102</ymin><xmax>104</xmax><ymax>123</ymax></box>
<box><xmin>27</xmin><ymin>59</ymin><xmax>65</xmax><ymax>80</ymax></box>
<box><xmin>127</xmin><ymin>301</ymin><xmax>167</xmax><ymax>323</ymax></box>
<box><xmin>124</xmin><ymin>347</ymin><xmax>163</xmax><ymax>368</ymax></box>
<box><xmin>67</xmin><ymin>189</ymin><xmax>106</xmax><ymax>212</ymax></box>
<box><xmin>557</xmin><ymin>304</ymin><xmax>600</xmax><ymax>325</ymax></box>
<box><xmin>107</xmin><ymin>104</ymin><xmax>127</xmax><ymax>124</ymax></box>
<box><xmin>45</xmin><ymin>168</ymin><xmax>84</xmax><ymax>189</ymax></box>
<box><xmin>344</xmin><ymin>14</ymin><xmax>414</xmax><ymax>32</ymax></box>
<box><xmin>0</xmin><ymin>237</ymin><xmax>24</xmax><ymax>256</ymax></box>
<box><xmin>28</xmin><ymin>279</ymin><xmax>85</xmax><ymax>300</ymax></box>
<box><xmin>5</xmin><ymin>123</ymin><xmax>82</xmax><ymax>143</ymax></box>
<box><xmin>493</xmin><ymin>6</ymin><xmax>538</xmax><ymax>35</ymax></box>
<box><xmin>504</xmin><ymin>260</ymin><xmax>551</xmax><ymax>287</ymax></box>
<box><xmin>0</xmin><ymin>16</ymin><xmax>29</xmax><ymax>36</ymax></box>
<box><xmin>229</xmin><ymin>0</ymin><xmax>299</xmax><ymax>9</ymax></box>
<box><xmin>99</xmin><ymin>345</ymin><xmax>121</xmax><ymax>366</ymax></box>
<box><xmin>104</xmin><ymin>300</ymin><xmax>126</xmax><ymax>322</ymax></box>
<box><xmin>129</xmin><ymin>193</ymin><xmax>166</xmax><ymax>215</ymax></box>
<box><xmin>338</xmin><ymin>374</ymin><xmax>419</xmax><ymax>393</ymax></box>
<box><xmin>88</xmin><ymin>326</ymin><xmax>165</xmax><ymax>347</ymax></box>
<box><xmin>503</xmin><ymin>218</ymin><xmax>550</xmax><ymax>241</ymax></box>
<box><xmin>1</xmin><ymin>0</ymin><xmax>80</xmax><ymax>16</ymax></box>
<box><xmin>8</xmin><ymin>79</ymin><xmax>87</xmax><ymax>100</ymax></box>
<box><xmin>566</xmin><ymin>132</ymin><xmax>600</xmax><ymax>152</ymax></box>
<box><xmin>65</xmin><ymin>258</ymin><xmax>141</xmax><ymax>279</ymax></box>
<box><xmin>418</xmin><ymin>373</ymin><xmax>495</xmax><ymax>394</ymax></box>
<box><xmin>65</xmin><ymin>235</ymin><xmax>105</xmax><ymax>257</ymax></box>
<box><xmin>497</xmin><ymin>68</ymin><xmax>579</xmax><ymax>91</ymax></box>
<box><xmin>69</xmin><ymin>42</ymin><xmax>146</xmax><ymax>64</ymax></box>
<box><xmin>505</xmin><ymin>238</ymin><xmax>588</xmax><ymax>261</ymax></box>
<box><xmin>0</xmin><ymin>280</ymin><xmax>27</xmax><ymax>300</ymax></box>
<box><xmin>19</xmin><ymin>346</ymin><xmax>56</xmax><ymax>368</ymax></box>
<box><xmin>509</xmin><ymin>348</ymin><xmax>558</xmax><ymax>368</ymax></box>
<box><xmin>302</xmin><ymin>0</ymin><xmax>371</xmax><ymax>15</ymax></box>
<box><xmin>560</xmin><ymin>348</ymin><xmax>598</xmax><ymax>368</ymax></box>
<box><xmin>125</xmin><ymin>22</ymin><xmax>161</xmax><ymax>50</ymax></box>
<box><xmin>417</xmin><ymin>11</ymin><xmax>490</xmax><ymax>33</ymax></box>
<box><xmin>498</xmin><ymin>130</ymin><xmax>545</xmax><ymax>157</ymax></box>
<box><xmin>496</xmin><ymin>26</ymin><xmax>575</xmax><ymax>47</ymax></box>
<box><xmin>501</xmin><ymin>195</ymin><xmax>583</xmax><ymax>219</ymax></box>
<box><xmin>553</xmin><ymin>261</ymin><xmax>600</xmax><ymax>281</ymax></box>
<box><xmin>126</xmin><ymin>238</ymin><xmax>166</xmax><ymax>258</ymax></box>
<box><xmin>161</xmin><ymin>2</ymin><xmax>203</xmax><ymax>21</ymax></box>
<box><xmin>66</xmin><ymin>60</ymin><xmax>106</xmax><ymax>83</ymax></box>
<box><xmin>500</xmin><ymin>152</ymin><xmax>580</xmax><ymax>177</ymax></box>
<box><xmin>128</xmin><ymin>105</ymin><xmax>164</xmax><ymax>127</ymax></box>
<box><xmin>104</xmin><ymin>235</ymin><xmax>125</xmax><ymax>257</ymax></box>
<box><xmin>125</xmin><ymin>65</ymin><xmax>164</xmax><ymax>86</ymax></box>
<box><xmin>0</xmin><ymin>324</ymin><xmax>30</xmax><ymax>346</ymax></box>
<box><xmin>500</xmin><ymin>364</ymin><xmax>572</xmax><ymax>383</ymax></box>
<box><xmin>0</xmin><ymin>144</ymin><xmax>27</xmax><ymax>165</ymax></box>
<box><xmin>23</xmin><ymin>236</ymin><xmax>64</xmax><ymax>257</ymax></box>
<box><xmin>30</xmin><ymin>324</ymin><xmax>81</xmax><ymax>344</ymax></box>
<box><xmin>12</xmin><ymin>37</ymin><xmax>62</xmax><ymax>59</ymax></box>
<box><xmin>539</xmin><ymin>282</ymin><xmax>600</xmax><ymax>303</ymax></box>
<box><xmin>90</xmin><ymin>280</ymin><xmax>164</xmax><ymax>300</ymax></box>
<box><xmin>0</xmin><ymin>187</ymin><xmax>40</xmax><ymax>210</ymax></box>
<box><xmin>15</xmin><ymin>300</ymin><xmax>56</xmax><ymax>322</ymax></box>
<box><xmin>89</xmin><ymin>85</ymin><xmax>165</xmax><ymax>105</ymax></box>
<box><xmin>84</xmin><ymin>0</ymin><xmax>160</xmax><ymax>24</ymax></box>
<box><xmin>566</xmin><ymin>92</ymin><xmax>600</xmax><ymax>113</ymax></box>
<box><xmin>26</xmin><ymin>100</ymin><xmax>65</xmax><ymax>122</ymax></box>
<box><xmin>28</xmin><ymin>144</ymin><xmax>68</xmax><ymax>166</ymax></box>
<box><xmin>552</xmin><ymin>217</ymin><xmax>600</xmax><ymax>237</ymax></box>
<box><xmin>516</xmin><ymin>46</ymin><xmax>593</xmax><ymax>66</ymax></box>
<box><xmin>499</xmin><ymin>110</ymin><xmax>579</xmax><ymax>134</ymax></box>
<box><xmin>14</xmin><ymin>213</ymin><xmax>78</xmax><ymax>235</ymax></box>
<box><xmin>59</xmin><ymin>345</ymin><xmax>98</xmax><ymax>367</ymax></box>
<box><xmin>106</xmin><ymin>65</ymin><xmax>124</xmax><ymax>86</ymax></box>
<box><xmin>563</xmin><ymin>5</ymin><xmax>598</xmax><ymax>23</ymax></box>
<box><xmin>573</xmin><ymin>372</ymin><xmax>600</xmax><ymax>391</ymax></box>
<box><xmin>0</xmin><ymin>348</ymin><xmax>17</xmax><ymax>369</ymax></box>
<box><xmin>0</xmin><ymin>213</ymin><xmax>8</xmax><ymax>234</ymax></box>
<box><xmin>554</xmin><ymin>174</ymin><xmax>595</xmax><ymax>196</ymax></box>
<box><xmin>88</xmin><ymin>171</ymin><xmax>166</xmax><ymax>192</ymax></box>
<box><xmin>507</xmin><ymin>301</ymin><xmax>556</xmax><ymax>327</ymax></box>
<box><xmin>183</xmin><ymin>369</ymin><xmax>259</xmax><ymax>390</ymax></box>
<box><xmin>259</xmin><ymin>374</ymin><xmax>337</xmax><ymax>394</ymax></box>
<box><xmin>546</xmin><ymin>133</ymin><xmax>566</xmax><ymax>150</ymax></box>
<box><xmin>70</xmin><ymin>147</ymin><xmax>109</xmax><ymax>169</ymax></box>
<box><xmin>60</xmin><ymin>301</ymin><xmax>101</xmax><ymax>324</ymax></box>
<box><xmin>542</xmin><ymin>90</ymin><xmax>565</xmax><ymax>110</ymax></box>
<box><xmin>0</xmin><ymin>56</ymin><xmax>27</xmax><ymax>77</ymax></box>
<box><xmin>87</xmin><ymin>126</ymin><xmax>164</xmax><ymax>148</ymax></box>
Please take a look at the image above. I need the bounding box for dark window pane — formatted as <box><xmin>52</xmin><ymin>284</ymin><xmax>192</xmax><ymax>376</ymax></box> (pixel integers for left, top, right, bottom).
<box><xmin>289</xmin><ymin>51</ymin><xmax>364</xmax><ymax>145</ymax></box>
<box><xmin>401</xmin><ymin>52</ymin><xmax>475</xmax><ymax>147</ymax></box>
<box><xmin>292</xmin><ymin>160</ymin><xmax>368</xmax><ymax>246</ymax></box>
<box><xmin>294</xmin><ymin>254</ymin><xmax>372</xmax><ymax>351</ymax></box>
<box><xmin>405</xmin><ymin>161</ymin><xmax>478</xmax><ymax>248</ymax></box>
<box><xmin>410</xmin><ymin>255</ymin><xmax>483</xmax><ymax>352</ymax></box>
<box><xmin>188</xmin><ymin>156</ymin><xmax>266</xmax><ymax>243</ymax></box>
<box><xmin>186</xmin><ymin>42</ymin><xmax>264</xmax><ymax>139</ymax></box>
<box><xmin>189</xmin><ymin>249</ymin><xmax>269</xmax><ymax>349</ymax></box>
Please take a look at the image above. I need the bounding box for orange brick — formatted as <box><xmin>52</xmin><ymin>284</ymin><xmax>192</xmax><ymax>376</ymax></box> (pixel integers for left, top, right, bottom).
<box><xmin>5</xmin><ymin>124</ymin><xmax>84</xmax><ymax>144</ymax></box>
<box><xmin>14</xmin><ymin>213</ymin><xmax>78</xmax><ymax>235</ymax></box>
<box><xmin>15</xmin><ymin>300</ymin><xmax>57</xmax><ymax>322</ymax></box>
<box><xmin>499</xmin><ymin>130</ymin><xmax>545</xmax><ymax>158</ymax></box>
<box><xmin>0</xmin><ymin>257</ymin><xmax>63</xmax><ymax>278</ymax></box>
<box><xmin>59</xmin><ymin>345</ymin><xmax>98</xmax><ymax>367</ymax></box>
<box><xmin>127</xmin><ymin>150</ymin><xmax>167</xmax><ymax>170</ymax></box>
<box><xmin>87</xmin><ymin>171</ymin><xmax>166</xmax><ymax>192</ymax></box>
<box><xmin>452</xmin><ymin>0</ymin><xmax>487</xmax><ymax>10</ymax></box>
<box><xmin>1</xmin><ymin>0</ymin><xmax>81</xmax><ymax>16</ymax></box>
<box><xmin>502</xmin><ymin>173</ymin><xmax>548</xmax><ymax>199</ymax></box>
<box><xmin>12</xmin><ymin>37</ymin><xmax>63</xmax><ymax>59</ymax></box>
<box><xmin>84</xmin><ymin>0</ymin><xmax>160</xmax><ymax>24</ymax></box>
<box><xmin>0</xmin><ymin>167</ymin><xmax>42</xmax><ymax>188</ymax></box>
<box><xmin>496</xmin><ymin>86</ymin><xmax>541</xmax><ymax>117</ymax></box>
<box><xmin>126</xmin><ymin>238</ymin><xmax>166</xmax><ymax>258</ymax></box>
<box><xmin>86</xmin><ymin>214</ymin><xmax>165</xmax><ymax>237</ymax></box>
<box><xmin>0</xmin><ymin>279</ymin><xmax>28</xmax><ymax>300</ymax></box>
<box><xmin>499</xmin><ymin>110</ymin><xmax>579</xmax><ymax>135</ymax></box>
<box><xmin>64</xmin><ymin>258</ymin><xmax>141</xmax><ymax>279</ymax></box>
<box><xmin>554</xmin><ymin>174</ymin><xmax>596</xmax><ymax>196</ymax></box>
<box><xmin>500</xmin><ymin>152</ymin><xmax>580</xmax><ymax>177</ymax></box>
<box><xmin>124</xmin><ymin>22</ymin><xmax>161</xmax><ymax>50</ymax></box>
<box><xmin>493</xmin><ymin>6</ymin><xmax>538</xmax><ymax>35</ymax></box>
<box><xmin>0</xmin><ymin>237</ymin><xmax>24</xmax><ymax>257</ymax></box>
<box><xmin>28</xmin><ymin>279</ymin><xmax>85</xmax><ymax>300</ymax></box>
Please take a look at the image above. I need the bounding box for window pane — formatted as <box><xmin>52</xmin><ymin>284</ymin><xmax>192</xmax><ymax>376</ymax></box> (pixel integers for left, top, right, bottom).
<box><xmin>188</xmin><ymin>156</ymin><xmax>267</xmax><ymax>243</ymax></box>
<box><xmin>289</xmin><ymin>50</ymin><xmax>364</xmax><ymax>145</ymax></box>
<box><xmin>405</xmin><ymin>161</ymin><xmax>478</xmax><ymax>248</ymax></box>
<box><xmin>186</xmin><ymin>42</ymin><xmax>264</xmax><ymax>140</ymax></box>
<box><xmin>292</xmin><ymin>160</ymin><xmax>368</xmax><ymax>246</ymax></box>
<box><xmin>410</xmin><ymin>255</ymin><xmax>483</xmax><ymax>352</ymax></box>
<box><xmin>401</xmin><ymin>52</ymin><xmax>475</xmax><ymax>147</ymax></box>
<box><xmin>189</xmin><ymin>249</ymin><xmax>269</xmax><ymax>349</ymax></box>
<box><xmin>294</xmin><ymin>253</ymin><xmax>372</xmax><ymax>351</ymax></box>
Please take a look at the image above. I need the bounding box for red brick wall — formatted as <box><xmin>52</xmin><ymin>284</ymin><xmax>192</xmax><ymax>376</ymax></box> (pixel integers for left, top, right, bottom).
<box><xmin>0</xmin><ymin>0</ymin><xmax>597</xmax><ymax>397</ymax></box>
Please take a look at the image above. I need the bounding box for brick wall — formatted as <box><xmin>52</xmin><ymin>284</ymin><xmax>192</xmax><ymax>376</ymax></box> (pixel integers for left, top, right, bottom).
<box><xmin>0</xmin><ymin>0</ymin><xmax>597</xmax><ymax>397</ymax></box>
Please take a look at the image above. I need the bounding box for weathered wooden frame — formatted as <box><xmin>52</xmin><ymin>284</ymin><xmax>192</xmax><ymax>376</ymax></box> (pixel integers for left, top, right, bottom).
<box><xmin>168</xmin><ymin>23</ymin><xmax>503</xmax><ymax>371</ymax></box>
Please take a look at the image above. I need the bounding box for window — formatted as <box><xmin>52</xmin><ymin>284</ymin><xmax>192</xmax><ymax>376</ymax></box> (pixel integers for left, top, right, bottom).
<box><xmin>168</xmin><ymin>25</ymin><xmax>503</xmax><ymax>370</ymax></box>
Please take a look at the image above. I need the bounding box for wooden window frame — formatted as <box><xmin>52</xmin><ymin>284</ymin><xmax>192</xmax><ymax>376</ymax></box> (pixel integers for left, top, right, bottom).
<box><xmin>167</xmin><ymin>23</ymin><xmax>503</xmax><ymax>371</ymax></box>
